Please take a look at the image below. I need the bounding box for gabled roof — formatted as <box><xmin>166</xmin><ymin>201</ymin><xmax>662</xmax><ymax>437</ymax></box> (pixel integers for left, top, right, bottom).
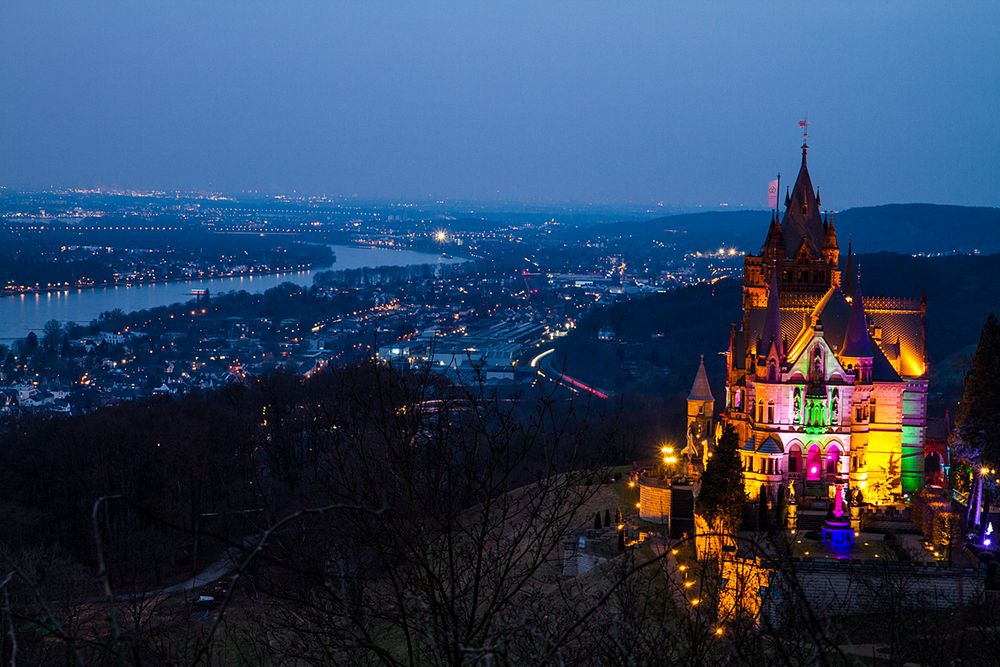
<box><xmin>688</xmin><ymin>355</ymin><xmax>714</xmax><ymax>402</ymax></box>
<box><xmin>780</xmin><ymin>144</ymin><xmax>828</xmax><ymax>260</ymax></box>
<box><xmin>741</xmin><ymin>288</ymin><xmax>925</xmax><ymax>378</ymax></box>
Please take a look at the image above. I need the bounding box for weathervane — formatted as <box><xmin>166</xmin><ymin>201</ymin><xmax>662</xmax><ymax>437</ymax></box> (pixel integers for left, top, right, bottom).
<box><xmin>798</xmin><ymin>115</ymin><xmax>811</xmax><ymax>145</ymax></box>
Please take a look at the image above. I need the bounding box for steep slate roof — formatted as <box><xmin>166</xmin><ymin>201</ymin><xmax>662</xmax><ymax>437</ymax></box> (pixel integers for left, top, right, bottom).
<box><xmin>742</xmin><ymin>282</ymin><xmax>924</xmax><ymax>379</ymax></box>
<box><xmin>780</xmin><ymin>144</ymin><xmax>827</xmax><ymax>259</ymax></box>
<box><xmin>757</xmin><ymin>436</ymin><xmax>784</xmax><ymax>455</ymax></box>
<box><xmin>841</xmin><ymin>272</ymin><xmax>874</xmax><ymax>358</ymax></box>
<box><xmin>688</xmin><ymin>355</ymin><xmax>714</xmax><ymax>401</ymax></box>
<box><xmin>872</xmin><ymin>343</ymin><xmax>903</xmax><ymax>382</ymax></box>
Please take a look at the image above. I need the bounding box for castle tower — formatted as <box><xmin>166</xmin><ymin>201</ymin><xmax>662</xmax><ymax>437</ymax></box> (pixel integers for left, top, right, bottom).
<box><xmin>725</xmin><ymin>138</ymin><xmax>928</xmax><ymax>508</ymax></box>
<box><xmin>742</xmin><ymin>140</ymin><xmax>840</xmax><ymax>318</ymax></box>
<box><xmin>687</xmin><ymin>355</ymin><xmax>715</xmax><ymax>466</ymax></box>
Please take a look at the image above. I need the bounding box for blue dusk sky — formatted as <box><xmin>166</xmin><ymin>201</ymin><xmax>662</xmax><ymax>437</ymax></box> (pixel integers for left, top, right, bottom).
<box><xmin>1</xmin><ymin>2</ymin><xmax>998</xmax><ymax>207</ymax></box>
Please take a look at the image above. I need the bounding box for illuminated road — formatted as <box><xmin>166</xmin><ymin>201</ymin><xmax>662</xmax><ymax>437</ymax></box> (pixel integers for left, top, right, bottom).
<box><xmin>532</xmin><ymin>347</ymin><xmax>611</xmax><ymax>400</ymax></box>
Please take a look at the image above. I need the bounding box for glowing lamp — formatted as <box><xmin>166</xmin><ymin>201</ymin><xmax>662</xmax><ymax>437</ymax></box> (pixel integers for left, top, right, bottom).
<box><xmin>810</xmin><ymin>466</ymin><xmax>818</xmax><ymax>475</ymax></box>
<box><xmin>985</xmin><ymin>538</ymin><xmax>992</xmax><ymax>547</ymax></box>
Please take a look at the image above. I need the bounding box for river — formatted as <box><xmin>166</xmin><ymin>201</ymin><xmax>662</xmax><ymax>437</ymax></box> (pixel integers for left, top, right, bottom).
<box><xmin>0</xmin><ymin>244</ymin><xmax>459</xmax><ymax>341</ymax></box>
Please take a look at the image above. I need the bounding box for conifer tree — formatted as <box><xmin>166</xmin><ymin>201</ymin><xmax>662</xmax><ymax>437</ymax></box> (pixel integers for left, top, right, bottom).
<box><xmin>593</xmin><ymin>512</ymin><xmax>602</xmax><ymax>530</ymax></box>
<box><xmin>953</xmin><ymin>314</ymin><xmax>1000</xmax><ymax>463</ymax></box>
<box><xmin>758</xmin><ymin>484</ymin><xmax>770</xmax><ymax>530</ymax></box>
<box><xmin>603</xmin><ymin>508</ymin><xmax>611</xmax><ymax>527</ymax></box>
<box><xmin>697</xmin><ymin>424</ymin><xmax>746</xmax><ymax>533</ymax></box>
<box><xmin>775</xmin><ymin>482</ymin><xmax>787</xmax><ymax>528</ymax></box>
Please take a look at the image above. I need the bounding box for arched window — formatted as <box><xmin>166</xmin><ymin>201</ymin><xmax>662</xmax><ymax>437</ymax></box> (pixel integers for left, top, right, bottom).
<box><xmin>826</xmin><ymin>445</ymin><xmax>841</xmax><ymax>475</ymax></box>
<box><xmin>788</xmin><ymin>444</ymin><xmax>801</xmax><ymax>474</ymax></box>
<box><xmin>757</xmin><ymin>400</ymin><xmax>764</xmax><ymax>423</ymax></box>
<box><xmin>812</xmin><ymin>348</ymin><xmax>823</xmax><ymax>381</ymax></box>
<box><xmin>698</xmin><ymin>404</ymin><xmax>704</xmax><ymax>415</ymax></box>
<box><xmin>767</xmin><ymin>400</ymin><xmax>775</xmax><ymax>423</ymax></box>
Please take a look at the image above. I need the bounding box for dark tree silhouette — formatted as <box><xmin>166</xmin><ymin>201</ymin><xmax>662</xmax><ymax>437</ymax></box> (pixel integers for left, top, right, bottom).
<box><xmin>697</xmin><ymin>424</ymin><xmax>746</xmax><ymax>533</ymax></box>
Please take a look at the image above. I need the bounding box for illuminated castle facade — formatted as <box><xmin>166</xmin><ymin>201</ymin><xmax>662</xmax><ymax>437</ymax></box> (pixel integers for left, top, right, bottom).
<box><xmin>721</xmin><ymin>141</ymin><xmax>928</xmax><ymax>503</ymax></box>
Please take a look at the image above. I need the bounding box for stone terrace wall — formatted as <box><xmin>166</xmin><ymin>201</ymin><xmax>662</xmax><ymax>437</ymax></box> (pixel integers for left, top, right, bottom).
<box><xmin>762</xmin><ymin>559</ymin><xmax>983</xmax><ymax>622</ymax></box>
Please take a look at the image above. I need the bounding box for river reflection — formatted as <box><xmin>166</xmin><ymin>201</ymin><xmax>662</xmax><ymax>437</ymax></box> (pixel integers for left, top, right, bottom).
<box><xmin>0</xmin><ymin>244</ymin><xmax>457</xmax><ymax>341</ymax></box>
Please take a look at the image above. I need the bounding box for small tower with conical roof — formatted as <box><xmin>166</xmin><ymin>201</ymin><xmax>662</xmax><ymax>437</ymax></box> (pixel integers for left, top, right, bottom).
<box><xmin>823</xmin><ymin>211</ymin><xmax>840</xmax><ymax>270</ymax></box>
<box><xmin>687</xmin><ymin>355</ymin><xmax>715</xmax><ymax>466</ymax></box>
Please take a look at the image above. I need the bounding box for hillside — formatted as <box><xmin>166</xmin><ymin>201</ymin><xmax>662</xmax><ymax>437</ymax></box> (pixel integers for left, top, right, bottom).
<box><xmin>569</xmin><ymin>204</ymin><xmax>1000</xmax><ymax>255</ymax></box>
<box><xmin>553</xmin><ymin>252</ymin><xmax>1000</xmax><ymax>427</ymax></box>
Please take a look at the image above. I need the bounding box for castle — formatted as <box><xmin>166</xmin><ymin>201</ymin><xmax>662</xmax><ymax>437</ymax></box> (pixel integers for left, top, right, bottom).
<box><xmin>688</xmin><ymin>140</ymin><xmax>928</xmax><ymax>506</ymax></box>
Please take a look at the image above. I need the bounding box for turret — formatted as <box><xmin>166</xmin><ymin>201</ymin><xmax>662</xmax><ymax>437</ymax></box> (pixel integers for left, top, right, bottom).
<box><xmin>687</xmin><ymin>355</ymin><xmax>715</xmax><ymax>461</ymax></box>
<box><xmin>763</xmin><ymin>211</ymin><xmax>786</xmax><ymax>260</ymax></box>
<box><xmin>823</xmin><ymin>211</ymin><xmax>839</xmax><ymax>268</ymax></box>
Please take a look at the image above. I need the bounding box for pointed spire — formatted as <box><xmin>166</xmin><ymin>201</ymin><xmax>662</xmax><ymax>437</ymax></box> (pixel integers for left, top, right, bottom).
<box><xmin>841</xmin><ymin>269</ymin><xmax>873</xmax><ymax>358</ymax></box>
<box><xmin>784</xmin><ymin>186</ymin><xmax>791</xmax><ymax>208</ymax></box>
<box><xmin>760</xmin><ymin>267</ymin><xmax>783</xmax><ymax>357</ymax></box>
<box><xmin>763</xmin><ymin>210</ymin><xmax>785</xmax><ymax>257</ymax></box>
<box><xmin>782</xmin><ymin>142</ymin><xmax>824</xmax><ymax>259</ymax></box>
<box><xmin>824</xmin><ymin>211</ymin><xmax>838</xmax><ymax>249</ymax></box>
<box><xmin>842</xmin><ymin>238</ymin><xmax>854</xmax><ymax>297</ymax></box>
<box><xmin>815</xmin><ymin>188</ymin><xmax>821</xmax><ymax>208</ymax></box>
<box><xmin>688</xmin><ymin>354</ymin><xmax>714</xmax><ymax>402</ymax></box>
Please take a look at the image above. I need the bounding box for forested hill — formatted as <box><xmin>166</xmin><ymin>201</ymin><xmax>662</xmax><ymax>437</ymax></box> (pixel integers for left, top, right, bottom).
<box><xmin>566</xmin><ymin>204</ymin><xmax>1000</xmax><ymax>255</ymax></box>
<box><xmin>552</xmin><ymin>252</ymin><xmax>1000</xmax><ymax>410</ymax></box>
<box><xmin>836</xmin><ymin>205</ymin><xmax>1000</xmax><ymax>254</ymax></box>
